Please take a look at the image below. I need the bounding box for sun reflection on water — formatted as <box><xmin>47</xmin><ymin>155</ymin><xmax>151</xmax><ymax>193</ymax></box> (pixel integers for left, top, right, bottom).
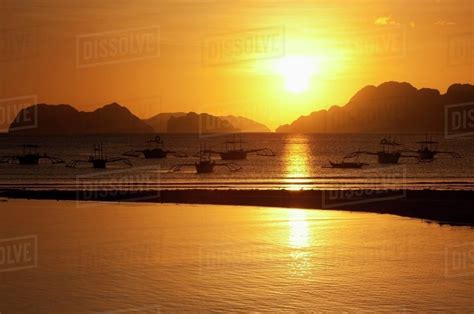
<box><xmin>284</xmin><ymin>135</ymin><xmax>312</xmax><ymax>190</ymax></box>
<box><xmin>287</xmin><ymin>209</ymin><xmax>313</xmax><ymax>277</ymax></box>
<box><xmin>288</xmin><ymin>210</ymin><xmax>311</xmax><ymax>248</ymax></box>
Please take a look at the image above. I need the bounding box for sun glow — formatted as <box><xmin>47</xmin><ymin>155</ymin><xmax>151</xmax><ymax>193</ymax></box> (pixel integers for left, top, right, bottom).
<box><xmin>277</xmin><ymin>56</ymin><xmax>320</xmax><ymax>93</ymax></box>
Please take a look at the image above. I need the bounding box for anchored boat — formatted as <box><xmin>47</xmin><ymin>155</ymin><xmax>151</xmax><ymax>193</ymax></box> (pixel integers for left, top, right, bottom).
<box><xmin>409</xmin><ymin>135</ymin><xmax>461</xmax><ymax>162</ymax></box>
<box><xmin>124</xmin><ymin>135</ymin><xmax>187</xmax><ymax>159</ymax></box>
<box><xmin>345</xmin><ymin>137</ymin><xmax>403</xmax><ymax>164</ymax></box>
<box><xmin>171</xmin><ymin>144</ymin><xmax>242</xmax><ymax>174</ymax></box>
<box><xmin>67</xmin><ymin>143</ymin><xmax>132</xmax><ymax>169</ymax></box>
<box><xmin>0</xmin><ymin>144</ymin><xmax>64</xmax><ymax>165</ymax></box>
<box><xmin>199</xmin><ymin>135</ymin><xmax>275</xmax><ymax>160</ymax></box>
<box><xmin>328</xmin><ymin>160</ymin><xmax>369</xmax><ymax>169</ymax></box>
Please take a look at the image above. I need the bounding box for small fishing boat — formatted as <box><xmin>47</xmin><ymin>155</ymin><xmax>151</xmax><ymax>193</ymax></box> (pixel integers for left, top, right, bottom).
<box><xmin>124</xmin><ymin>135</ymin><xmax>187</xmax><ymax>159</ymax></box>
<box><xmin>197</xmin><ymin>135</ymin><xmax>275</xmax><ymax>160</ymax></box>
<box><xmin>345</xmin><ymin>137</ymin><xmax>403</xmax><ymax>164</ymax></box>
<box><xmin>328</xmin><ymin>160</ymin><xmax>369</xmax><ymax>169</ymax></box>
<box><xmin>171</xmin><ymin>144</ymin><xmax>241</xmax><ymax>174</ymax></box>
<box><xmin>67</xmin><ymin>144</ymin><xmax>132</xmax><ymax>169</ymax></box>
<box><xmin>0</xmin><ymin>144</ymin><xmax>64</xmax><ymax>165</ymax></box>
<box><xmin>411</xmin><ymin>135</ymin><xmax>461</xmax><ymax>162</ymax></box>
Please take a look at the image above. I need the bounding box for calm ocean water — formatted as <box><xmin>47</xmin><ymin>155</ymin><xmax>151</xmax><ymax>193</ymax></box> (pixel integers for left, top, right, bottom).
<box><xmin>0</xmin><ymin>133</ymin><xmax>473</xmax><ymax>190</ymax></box>
<box><xmin>0</xmin><ymin>200</ymin><xmax>473</xmax><ymax>312</ymax></box>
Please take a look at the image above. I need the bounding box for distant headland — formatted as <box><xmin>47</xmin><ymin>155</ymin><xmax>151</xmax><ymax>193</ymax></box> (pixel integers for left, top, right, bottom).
<box><xmin>277</xmin><ymin>82</ymin><xmax>474</xmax><ymax>133</ymax></box>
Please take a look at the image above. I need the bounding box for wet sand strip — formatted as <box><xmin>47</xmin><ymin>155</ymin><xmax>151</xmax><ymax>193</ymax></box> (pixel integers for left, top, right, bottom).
<box><xmin>1</xmin><ymin>189</ymin><xmax>473</xmax><ymax>226</ymax></box>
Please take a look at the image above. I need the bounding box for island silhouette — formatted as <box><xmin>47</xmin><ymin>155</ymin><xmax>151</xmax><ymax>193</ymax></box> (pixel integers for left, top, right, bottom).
<box><xmin>8</xmin><ymin>103</ymin><xmax>270</xmax><ymax>135</ymax></box>
<box><xmin>7</xmin><ymin>81</ymin><xmax>474</xmax><ymax>134</ymax></box>
<box><xmin>277</xmin><ymin>82</ymin><xmax>474</xmax><ymax>133</ymax></box>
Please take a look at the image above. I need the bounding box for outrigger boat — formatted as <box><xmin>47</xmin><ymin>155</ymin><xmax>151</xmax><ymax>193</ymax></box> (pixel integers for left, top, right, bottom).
<box><xmin>325</xmin><ymin>153</ymin><xmax>369</xmax><ymax>169</ymax></box>
<box><xmin>345</xmin><ymin>137</ymin><xmax>404</xmax><ymax>164</ymax></box>
<box><xmin>198</xmin><ymin>135</ymin><xmax>275</xmax><ymax>160</ymax></box>
<box><xmin>67</xmin><ymin>143</ymin><xmax>132</xmax><ymax>169</ymax></box>
<box><xmin>0</xmin><ymin>144</ymin><xmax>64</xmax><ymax>165</ymax></box>
<box><xmin>124</xmin><ymin>135</ymin><xmax>187</xmax><ymax>159</ymax></box>
<box><xmin>327</xmin><ymin>160</ymin><xmax>369</xmax><ymax>169</ymax></box>
<box><xmin>403</xmin><ymin>135</ymin><xmax>461</xmax><ymax>162</ymax></box>
<box><xmin>171</xmin><ymin>144</ymin><xmax>242</xmax><ymax>174</ymax></box>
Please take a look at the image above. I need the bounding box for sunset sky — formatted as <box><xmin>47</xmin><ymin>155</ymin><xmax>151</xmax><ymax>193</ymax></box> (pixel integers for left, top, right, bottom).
<box><xmin>0</xmin><ymin>0</ymin><xmax>473</xmax><ymax>129</ymax></box>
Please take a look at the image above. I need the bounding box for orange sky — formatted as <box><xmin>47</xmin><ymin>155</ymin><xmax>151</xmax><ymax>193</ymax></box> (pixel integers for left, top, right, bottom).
<box><xmin>0</xmin><ymin>0</ymin><xmax>473</xmax><ymax>130</ymax></box>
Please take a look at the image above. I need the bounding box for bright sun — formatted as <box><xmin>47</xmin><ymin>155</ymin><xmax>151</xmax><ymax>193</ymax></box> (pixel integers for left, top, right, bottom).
<box><xmin>277</xmin><ymin>56</ymin><xmax>319</xmax><ymax>94</ymax></box>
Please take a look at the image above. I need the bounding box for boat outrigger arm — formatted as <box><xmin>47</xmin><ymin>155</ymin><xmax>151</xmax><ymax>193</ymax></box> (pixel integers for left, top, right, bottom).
<box><xmin>344</xmin><ymin>150</ymin><xmax>377</xmax><ymax>158</ymax></box>
<box><xmin>123</xmin><ymin>135</ymin><xmax>187</xmax><ymax>158</ymax></box>
<box><xmin>344</xmin><ymin>150</ymin><xmax>407</xmax><ymax>158</ymax></box>
<box><xmin>66</xmin><ymin>157</ymin><xmax>132</xmax><ymax>168</ymax></box>
<box><xmin>398</xmin><ymin>136</ymin><xmax>462</xmax><ymax>162</ymax></box>
<box><xmin>399</xmin><ymin>149</ymin><xmax>461</xmax><ymax>161</ymax></box>
<box><xmin>199</xmin><ymin>147</ymin><xmax>275</xmax><ymax>156</ymax></box>
<box><xmin>0</xmin><ymin>155</ymin><xmax>64</xmax><ymax>164</ymax></box>
<box><xmin>431</xmin><ymin>151</ymin><xmax>461</xmax><ymax>158</ymax></box>
<box><xmin>193</xmin><ymin>135</ymin><xmax>276</xmax><ymax>160</ymax></box>
<box><xmin>67</xmin><ymin>144</ymin><xmax>133</xmax><ymax>168</ymax></box>
<box><xmin>243</xmin><ymin>148</ymin><xmax>275</xmax><ymax>157</ymax></box>
<box><xmin>123</xmin><ymin>149</ymin><xmax>187</xmax><ymax>158</ymax></box>
<box><xmin>170</xmin><ymin>162</ymin><xmax>242</xmax><ymax>172</ymax></box>
<box><xmin>0</xmin><ymin>144</ymin><xmax>65</xmax><ymax>165</ymax></box>
<box><xmin>342</xmin><ymin>137</ymin><xmax>407</xmax><ymax>164</ymax></box>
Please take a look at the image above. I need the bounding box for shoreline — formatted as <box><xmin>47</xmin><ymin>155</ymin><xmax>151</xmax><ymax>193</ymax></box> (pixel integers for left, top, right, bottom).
<box><xmin>1</xmin><ymin>189</ymin><xmax>474</xmax><ymax>226</ymax></box>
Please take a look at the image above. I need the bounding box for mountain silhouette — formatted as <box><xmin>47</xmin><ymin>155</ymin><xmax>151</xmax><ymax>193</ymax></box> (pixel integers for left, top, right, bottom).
<box><xmin>145</xmin><ymin>113</ymin><xmax>270</xmax><ymax>133</ymax></box>
<box><xmin>219</xmin><ymin>115</ymin><xmax>271</xmax><ymax>132</ymax></box>
<box><xmin>8</xmin><ymin>104</ymin><xmax>271</xmax><ymax>135</ymax></box>
<box><xmin>9</xmin><ymin>103</ymin><xmax>154</xmax><ymax>134</ymax></box>
<box><xmin>277</xmin><ymin>82</ymin><xmax>474</xmax><ymax>133</ymax></box>
<box><xmin>144</xmin><ymin>112</ymin><xmax>187</xmax><ymax>132</ymax></box>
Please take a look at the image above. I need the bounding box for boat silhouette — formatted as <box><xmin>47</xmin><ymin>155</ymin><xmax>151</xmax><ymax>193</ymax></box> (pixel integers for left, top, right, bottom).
<box><xmin>124</xmin><ymin>135</ymin><xmax>187</xmax><ymax>159</ymax></box>
<box><xmin>197</xmin><ymin>135</ymin><xmax>275</xmax><ymax>160</ymax></box>
<box><xmin>402</xmin><ymin>135</ymin><xmax>461</xmax><ymax>162</ymax></box>
<box><xmin>345</xmin><ymin>137</ymin><xmax>403</xmax><ymax>164</ymax></box>
<box><xmin>0</xmin><ymin>144</ymin><xmax>64</xmax><ymax>165</ymax></box>
<box><xmin>67</xmin><ymin>143</ymin><xmax>132</xmax><ymax>169</ymax></box>
<box><xmin>328</xmin><ymin>160</ymin><xmax>369</xmax><ymax>169</ymax></box>
<box><xmin>171</xmin><ymin>144</ymin><xmax>242</xmax><ymax>174</ymax></box>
